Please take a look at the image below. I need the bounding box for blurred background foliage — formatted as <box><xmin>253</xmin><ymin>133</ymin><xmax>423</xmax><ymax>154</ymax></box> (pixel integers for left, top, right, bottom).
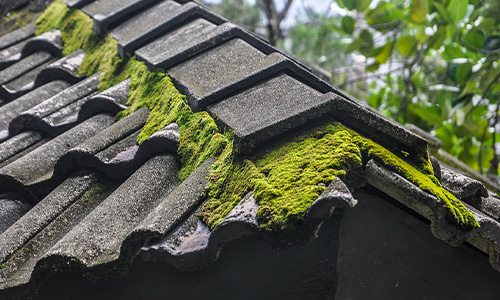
<box><xmin>204</xmin><ymin>0</ymin><xmax>500</xmax><ymax>179</ymax></box>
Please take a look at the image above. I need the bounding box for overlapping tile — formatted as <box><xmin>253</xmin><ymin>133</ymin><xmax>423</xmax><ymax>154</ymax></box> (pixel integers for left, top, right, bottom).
<box><xmin>81</xmin><ymin>0</ymin><xmax>160</xmax><ymax>35</ymax></box>
<box><xmin>2</xmin><ymin>0</ymin><xmax>500</xmax><ymax>298</ymax></box>
<box><xmin>112</xmin><ymin>0</ymin><xmax>226</xmax><ymax>57</ymax></box>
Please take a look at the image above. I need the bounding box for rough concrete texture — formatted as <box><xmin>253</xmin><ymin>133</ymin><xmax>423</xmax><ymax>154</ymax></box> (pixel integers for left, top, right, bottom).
<box><xmin>0</xmin><ymin>131</ymin><xmax>43</xmax><ymax>165</ymax></box>
<box><xmin>209</xmin><ymin>73</ymin><xmax>333</xmax><ymax>153</ymax></box>
<box><xmin>20</xmin><ymin>29</ymin><xmax>62</xmax><ymax>57</ymax></box>
<box><xmin>134</xmin><ymin>158</ymin><xmax>214</xmax><ymax>240</ymax></box>
<box><xmin>81</xmin><ymin>0</ymin><xmax>159</xmax><ymax>34</ymax></box>
<box><xmin>307</xmin><ymin>177</ymin><xmax>357</xmax><ymax>220</ymax></box>
<box><xmin>0</xmin><ymin>113</ymin><xmax>114</xmax><ymax>188</ymax></box>
<box><xmin>0</xmin><ymin>171</ymin><xmax>114</xmax><ymax>293</ymax></box>
<box><xmin>137</xmin><ymin>21</ymin><xmax>276</xmax><ymax>71</ymax></box>
<box><xmin>51</xmin><ymin>108</ymin><xmax>178</xmax><ymax>180</ymax></box>
<box><xmin>0</xmin><ymin>40</ymin><xmax>27</xmax><ymax>69</ymax></box>
<box><xmin>440</xmin><ymin>166</ymin><xmax>488</xmax><ymax>209</ymax></box>
<box><xmin>8</xmin><ymin>73</ymin><xmax>100</xmax><ymax>135</ymax></box>
<box><xmin>0</xmin><ymin>24</ymin><xmax>35</xmax><ymax>51</ymax></box>
<box><xmin>0</xmin><ymin>80</ymin><xmax>69</xmax><ymax>133</ymax></box>
<box><xmin>112</xmin><ymin>1</ymin><xmax>226</xmax><ymax>57</ymax></box>
<box><xmin>0</xmin><ymin>51</ymin><xmax>53</xmax><ymax>86</ymax></box>
<box><xmin>33</xmin><ymin>49</ymin><xmax>85</xmax><ymax>86</ymax></box>
<box><xmin>39</xmin><ymin>155</ymin><xmax>178</xmax><ymax>279</ymax></box>
<box><xmin>169</xmin><ymin>38</ymin><xmax>266</xmax><ymax>110</ymax></box>
<box><xmin>38</xmin><ymin>77</ymin><xmax>128</xmax><ymax>133</ymax></box>
<box><xmin>0</xmin><ymin>172</ymin><xmax>98</xmax><ymax>263</ymax></box>
<box><xmin>136</xmin><ymin>18</ymin><xmax>217</xmax><ymax>69</ymax></box>
<box><xmin>111</xmin><ymin>0</ymin><xmax>181</xmax><ymax>56</ymax></box>
<box><xmin>0</xmin><ymin>196</ymin><xmax>32</xmax><ymax>234</ymax></box>
<box><xmin>2</xmin><ymin>58</ymin><xmax>56</xmax><ymax>94</ymax></box>
<box><xmin>480</xmin><ymin>193</ymin><xmax>500</xmax><ymax>221</ymax></box>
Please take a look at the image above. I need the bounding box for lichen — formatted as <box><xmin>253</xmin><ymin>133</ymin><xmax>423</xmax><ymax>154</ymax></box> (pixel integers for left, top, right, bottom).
<box><xmin>34</xmin><ymin>0</ymin><xmax>479</xmax><ymax>232</ymax></box>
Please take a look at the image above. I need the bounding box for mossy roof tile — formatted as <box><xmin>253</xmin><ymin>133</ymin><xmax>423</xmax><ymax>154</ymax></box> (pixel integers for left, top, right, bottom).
<box><xmin>0</xmin><ymin>1</ymin><xmax>499</xmax><ymax>298</ymax></box>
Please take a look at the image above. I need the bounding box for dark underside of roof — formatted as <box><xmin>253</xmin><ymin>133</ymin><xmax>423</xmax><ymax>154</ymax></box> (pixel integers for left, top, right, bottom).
<box><xmin>2</xmin><ymin>0</ymin><xmax>500</xmax><ymax>299</ymax></box>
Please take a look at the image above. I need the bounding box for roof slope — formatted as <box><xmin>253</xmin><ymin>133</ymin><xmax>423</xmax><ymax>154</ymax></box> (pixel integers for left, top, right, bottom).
<box><xmin>0</xmin><ymin>0</ymin><xmax>500</xmax><ymax>298</ymax></box>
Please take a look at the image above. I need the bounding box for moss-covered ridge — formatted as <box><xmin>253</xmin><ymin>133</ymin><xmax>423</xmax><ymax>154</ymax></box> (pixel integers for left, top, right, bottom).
<box><xmin>201</xmin><ymin>123</ymin><xmax>479</xmax><ymax>230</ymax></box>
<box><xmin>36</xmin><ymin>0</ymin><xmax>228</xmax><ymax>182</ymax></box>
<box><xmin>34</xmin><ymin>0</ymin><xmax>479</xmax><ymax>231</ymax></box>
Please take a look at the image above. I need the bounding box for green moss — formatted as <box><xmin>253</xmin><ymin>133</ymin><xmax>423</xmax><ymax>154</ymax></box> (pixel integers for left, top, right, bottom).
<box><xmin>35</xmin><ymin>0</ymin><xmax>478</xmax><ymax>232</ymax></box>
<box><xmin>201</xmin><ymin>123</ymin><xmax>479</xmax><ymax>231</ymax></box>
<box><xmin>201</xmin><ymin>124</ymin><xmax>364</xmax><ymax>231</ymax></box>
<box><xmin>0</xmin><ymin>263</ymin><xmax>6</xmax><ymax>269</ymax></box>
<box><xmin>356</xmin><ymin>132</ymin><xmax>479</xmax><ymax>229</ymax></box>
<box><xmin>82</xmin><ymin>183</ymin><xmax>108</xmax><ymax>202</ymax></box>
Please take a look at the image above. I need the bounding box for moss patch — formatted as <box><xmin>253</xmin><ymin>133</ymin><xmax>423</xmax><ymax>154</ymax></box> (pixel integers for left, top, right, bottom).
<box><xmin>36</xmin><ymin>0</ymin><xmax>229</xmax><ymax>182</ymax></box>
<box><xmin>35</xmin><ymin>0</ymin><xmax>478</xmax><ymax>231</ymax></box>
<box><xmin>201</xmin><ymin>123</ymin><xmax>479</xmax><ymax>231</ymax></box>
<box><xmin>82</xmin><ymin>183</ymin><xmax>108</xmax><ymax>202</ymax></box>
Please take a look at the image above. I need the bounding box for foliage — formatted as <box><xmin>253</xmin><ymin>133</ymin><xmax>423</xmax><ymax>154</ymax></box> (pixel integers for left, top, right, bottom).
<box><xmin>335</xmin><ymin>0</ymin><xmax>500</xmax><ymax>175</ymax></box>
<box><xmin>209</xmin><ymin>0</ymin><xmax>261</xmax><ymax>32</ymax></box>
<box><xmin>286</xmin><ymin>12</ymin><xmax>349</xmax><ymax>71</ymax></box>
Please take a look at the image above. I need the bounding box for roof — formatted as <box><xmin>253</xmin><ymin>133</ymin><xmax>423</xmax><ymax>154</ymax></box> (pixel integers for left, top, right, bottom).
<box><xmin>1</xmin><ymin>0</ymin><xmax>500</xmax><ymax>297</ymax></box>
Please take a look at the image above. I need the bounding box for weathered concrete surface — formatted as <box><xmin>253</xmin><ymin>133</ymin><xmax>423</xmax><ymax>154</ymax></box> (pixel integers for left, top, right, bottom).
<box><xmin>169</xmin><ymin>38</ymin><xmax>265</xmax><ymax>109</ymax></box>
<box><xmin>135</xmin><ymin>18</ymin><xmax>217</xmax><ymax>69</ymax></box>
<box><xmin>0</xmin><ymin>194</ymin><xmax>32</xmax><ymax>234</ymax></box>
<box><xmin>209</xmin><ymin>73</ymin><xmax>332</xmax><ymax>153</ymax></box>
<box><xmin>33</xmin><ymin>49</ymin><xmax>85</xmax><ymax>87</ymax></box>
<box><xmin>37</xmin><ymin>210</ymin><xmax>343</xmax><ymax>300</ymax></box>
<box><xmin>0</xmin><ymin>52</ymin><xmax>53</xmax><ymax>86</ymax></box>
<box><xmin>81</xmin><ymin>0</ymin><xmax>158</xmax><ymax>35</ymax></box>
<box><xmin>38</xmin><ymin>154</ymin><xmax>178</xmax><ymax>280</ymax></box>
<box><xmin>440</xmin><ymin>166</ymin><xmax>488</xmax><ymax>209</ymax></box>
<box><xmin>8</xmin><ymin>73</ymin><xmax>100</xmax><ymax>135</ymax></box>
<box><xmin>0</xmin><ymin>80</ymin><xmax>69</xmax><ymax>134</ymax></box>
<box><xmin>0</xmin><ymin>131</ymin><xmax>43</xmax><ymax>165</ymax></box>
<box><xmin>0</xmin><ymin>24</ymin><xmax>35</xmax><ymax>51</ymax></box>
<box><xmin>112</xmin><ymin>1</ymin><xmax>226</xmax><ymax>57</ymax></box>
<box><xmin>0</xmin><ymin>113</ymin><xmax>114</xmax><ymax>189</ymax></box>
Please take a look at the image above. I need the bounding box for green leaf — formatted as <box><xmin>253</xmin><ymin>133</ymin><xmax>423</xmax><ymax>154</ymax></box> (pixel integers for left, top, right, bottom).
<box><xmin>463</xmin><ymin>30</ymin><xmax>485</xmax><ymax>49</ymax></box>
<box><xmin>338</xmin><ymin>0</ymin><xmax>372</xmax><ymax>11</ymax></box>
<box><xmin>410</xmin><ymin>0</ymin><xmax>429</xmax><ymax>23</ymax></box>
<box><xmin>397</xmin><ymin>36</ymin><xmax>418</xmax><ymax>55</ymax></box>
<box><xmin>433</xmin><ymin>2</ymin><xmax>453</xmax><ymax>23</ymax></box>
<box><xmin>366</xmin><ymin>62</ymin><xmax>380</xmax><ymax>72</ymax></box>
<box><xmin>375</xmin><ymin>41</ymin><xmax>392</xmax><ymax>64</ymax></box>
<box><xmin>442</xmin><ymin>44</ymin><xmax>464</xmax><ymax>60</ymax></box>
<box><xmin>478</xmin><ymin>17</ymin><xmax>496</xmax><ymax>29</ymax></box>
<box><xmin>456</xmin><ymin>62</ymin><xmax>472</xmax><ymax>84</ymax></box>
<box><xmin>346</xmin><ymin>38</ymin><xmax>363</xmax><ymax>53</ymax></box>
<box><xmin>447</xmin><ymin>0</ymin><xmax>468</xmax><ymax>23</ymax></box>
<box><xmin>428</xmin><ymin>26</ymin><xmax>447</xmax><ymax>49</ymax></box>
<box><xmin>341</xmin><ymin>16</ymin><xmax>355</xmax><ymax>34</ymax></box>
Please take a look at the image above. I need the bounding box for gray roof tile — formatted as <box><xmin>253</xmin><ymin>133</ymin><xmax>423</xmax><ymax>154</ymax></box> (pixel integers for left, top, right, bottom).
<box><xmin>112</xmin><ymin>0</ymin><xmax>226</xmax><ymax>57</ymax></box>
<box><xmin>209</xmin><ymin>73</ymin><xmax>334</xmax><ymax>152</ymax></box>
<box><xmin>2</xmin><ymin>0</ymin><xmax>500</xmax><ymax>296</ymax></box>
<box><xmin>81</xmin><ymin>0</ymin><xmax>160</xmax><ymax>35</ymax></box>
<box><xmin>0</xmin><ymin>24</ymin><xmax>35</xmax><ymax>51</ymax></box>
